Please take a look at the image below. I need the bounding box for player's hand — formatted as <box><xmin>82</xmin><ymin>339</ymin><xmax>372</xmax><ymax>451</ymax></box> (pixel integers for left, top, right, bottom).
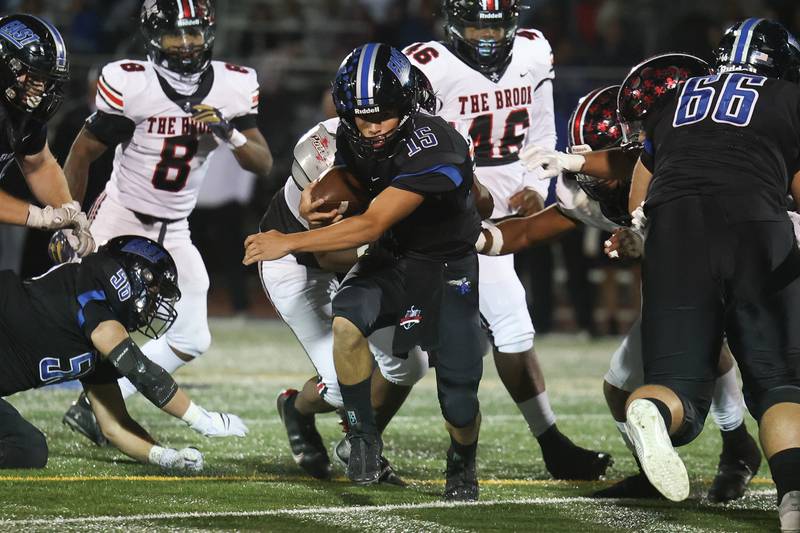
<box><xmin>300</xmin><ymin>180</ymin><xmax>343</xmax><ymax>228</ymax></box>
<box><xmin>243</xmin><ymin>230</ymin><xmax>292</xmax><ymax>265</ymax></box>
<box><xmin>519</xmin><ymin>145</ymin><xmax>585</xmax><ymax>179</ymax></box>
<box><xmin>185</xmin><ymin>403</ymin><xmax>249</xmax><ymax>437</ymax></box>
<box><xmin>148</xmin><ymin>445</ymin><xmax>204</xmax><ymax>471</ymax></box>
<box><xmin>26</xmin><ymin>200</ymin><xmax>82</xmax><ymax>230</ymax></box>
<box><xmin>189</xmin><ymin>104</ymin><xmax>234</xmax><ymax>141</ymax></box>
<box><xmin>604</xmin><ymin>227</ymin><xmax>644</xmax><ymax>259</ymax></box>
<box><xmin>508</xmin><ymin>187</ymin><xmax>545</xmax><ymax>217</ymax></box>
<box><xmin>48</xmin><ymin>228</ymin><xmax>94</xmax><ymax>263</ymax></box>
<box><xmin>69</xmin><ymin>210</ymin><xmax>95</xmax><ymax>257</ymax></box>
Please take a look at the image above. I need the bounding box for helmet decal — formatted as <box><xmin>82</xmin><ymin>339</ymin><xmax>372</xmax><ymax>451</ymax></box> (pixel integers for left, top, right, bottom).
<box><xmin>732</xmin><ymin>17</ymin><xmax>765</xmax><ymax>65</ymax></box>
<box><xmin>356</xmin><ymin>43</ymin><xmax>379</xmax><ymax>107</ymax></box>
<box><xmin>0</xmin><ymin>20</ymin><xmax>40</xmax><ymax>48</ymax></box>
<box><xmin>30</xmin><ymin>15</ymin><xmax>67</xmax><ymax>72</ymax></box>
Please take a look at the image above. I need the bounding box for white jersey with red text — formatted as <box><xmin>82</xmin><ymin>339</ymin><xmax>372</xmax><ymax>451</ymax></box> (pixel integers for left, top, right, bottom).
<box><xmin>405</xmin><ymin>29</ymin><xmax>556</xmax><ymax>218</ymax></box>
<box><xmin>95</xmin><ymin>59</ymin><xmax>259</xmax><ymax>219</ymax></box>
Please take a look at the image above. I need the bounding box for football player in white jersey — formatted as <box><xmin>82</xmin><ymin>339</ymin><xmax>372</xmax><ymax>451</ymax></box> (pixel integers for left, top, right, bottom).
<box><xmin>60</xmin><ymin>0</ymin><xmax>273</xmax><ymax>445</ymax></box>
<box><xmin>405</xmin><ymin>0</ymin><xmax>611</xmax><ymax>479</ymax></box>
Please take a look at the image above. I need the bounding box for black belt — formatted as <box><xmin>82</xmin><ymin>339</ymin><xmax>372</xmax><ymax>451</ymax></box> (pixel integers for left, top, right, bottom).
<box><xmin>131</xmin><ymin>210</ymin><xmax>185</xmax><ymax>245</ymax></box>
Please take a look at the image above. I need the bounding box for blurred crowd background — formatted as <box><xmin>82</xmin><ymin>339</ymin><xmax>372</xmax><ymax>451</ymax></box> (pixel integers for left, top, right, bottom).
<box><xmin>1</xmin><ymin>0</ymin><xmax>798</xmax><ymax>335</ymax></box>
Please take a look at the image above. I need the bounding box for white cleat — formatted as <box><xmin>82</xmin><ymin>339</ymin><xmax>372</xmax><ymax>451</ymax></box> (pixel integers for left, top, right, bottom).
<box><xmin>625</xmin><ymin>399</ymin><xmax>690</xmax><ymax>502</ymax></box>
<box><xmin>780</xmin><ymin>490</ymin><xmax>800</xmax><ymax>533</ymax></box>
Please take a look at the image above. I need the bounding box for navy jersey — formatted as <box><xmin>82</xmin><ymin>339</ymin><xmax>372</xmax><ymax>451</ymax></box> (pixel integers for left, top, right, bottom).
<box><xmin>643</xmin><ymin>71</ymin><xmax>800</xmax><ymax>220</ymax></box>
<box><xmin>336</xmin><ymin>113</ymin><xmax>481</xmax><ymax>259</ymax></box>
<box><xmin>0</xmin><ymin>254</ymin><xmax>136</xmax><ymax>396</ymax></box>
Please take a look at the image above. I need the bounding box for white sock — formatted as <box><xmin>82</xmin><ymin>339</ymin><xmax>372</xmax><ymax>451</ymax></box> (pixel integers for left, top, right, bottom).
<box><xmin>517</xmin><ymin>391</ymin><xmax>557</xmax><ymax>437</ymax></box>
<box><xmin>117</xmin><ymin>336</ymin><xmax>188</xmax><ymax>399</ymax></box>
<box><xmin>710</xmin><ymin>366</ymin><xmax>746</xmax><ymax>432</ymax></box>
<box><xmin>615</xmin><ymin>420</ymin><xmax>636</xmax><ymax>455</ymax></box>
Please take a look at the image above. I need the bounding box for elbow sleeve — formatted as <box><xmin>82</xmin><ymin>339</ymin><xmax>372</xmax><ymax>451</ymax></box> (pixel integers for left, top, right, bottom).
<box><xmin>107</xmin><ymin>338</ymin><xmax>178</xmax><ymax>408</ymax></box>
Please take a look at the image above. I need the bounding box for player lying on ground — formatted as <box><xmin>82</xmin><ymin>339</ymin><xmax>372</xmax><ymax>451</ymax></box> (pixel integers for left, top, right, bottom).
<box><xmin>0</xmin><ymin>14</ymin><xmax>93</xmax><ymax>253</ymax></box>
<box><xmin>404</xmin><ymin>0</ymin><xmax>612</xmax><ymax>480</ymax></box>
<box><xmin>60</xmin><ymin>0</ymin><xmax>272</xmax><ymax>446</ymax></box>
<box><xmin>480</xmin><ymin>70</ymin><xmax>762</xmax><ymax>502</ymax></box>
<box><xmin>1</xmin><ymin>235</ymin><xmax>246</xmax><ymax>471</ymax></box>
<box><xmin>245</xmin><ymin>44</ymin><xmax>486</xmax><ymax>501</ymax></box>
<box><xmin>258</xmin><ymin>118</ymin><xmax>430</xmax><ymax>484</ymax></box>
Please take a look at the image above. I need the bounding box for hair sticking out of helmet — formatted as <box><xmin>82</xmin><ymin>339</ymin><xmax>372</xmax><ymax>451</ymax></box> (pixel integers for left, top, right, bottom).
<box><xmin>444</xmin><ymin>0</ymin><xmax>521</xmax><ymax>77</ymax></box>
<box><xmin>332</xmin><ymin>43</ymin><xmax>420</xmax><ymax>160</ymax></box>
<box><xmin>98</xmin><ymin>235</ymin><xmax>181</xmax><ymax>339</ymax></box>
<box><xmin>140</xmin><ymin>0</ymin><xmax>216</xmax><ymax>76</ymax></box>
<box><xmin>0</xmin><ymin>14</ymin><xmax>69</xmax><ymax>122</ymax></box>
<box><xmin>714</xmin><ymin>18</ymin><xmax>800</xmax><ymax>82</ymax></box>
<box><xmin>617</xmin><ymin>53</ymin><xmax>711</xmax><ymax>149</ymax></box>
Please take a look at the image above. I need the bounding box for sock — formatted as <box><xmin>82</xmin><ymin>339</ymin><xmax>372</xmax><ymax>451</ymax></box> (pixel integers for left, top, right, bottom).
<box><xmin>769</xmin><ymin>448</ymin><xmax>800</xmax><ymax>505</ymax></box>
<box><xmin>719</xmin><ymin>420</ymin><xmax>751</xmax><ymax>455</ymax></box>
<box><xmin>117</xmin><ymin>336</ymin><xmax>187</xmax><ymax>399</ymax></box>
<box><xmin>642</xmin><ymin>397</ymin><xmax>672</xmax><ymax>432</ymax></box>
<box><xmin>339</xmin><ymin>376</ymin><xmax>377</xmax><ymax>435</ymax></box>
<box><xmin>710</xmin><ymin>367</ymin><xmax>746</xmax><ymax>432</ymax></box>
<box><xmin>517</xmin><ymin>391</ymin><xmax>557</xmax><ymax>437</ymax></box>
<box><xmin>450</xmin><ymin>434</ymin><xmax>477</xmax><ymax>463</ymax></box>
<box><xmin>615</xmin><ymin>420</ymin><xmax>637</xmax><ymax>455</ymax></box>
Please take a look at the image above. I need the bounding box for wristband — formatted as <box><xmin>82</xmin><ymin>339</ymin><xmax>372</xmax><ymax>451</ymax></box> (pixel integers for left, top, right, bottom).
<box><xmin>226</xmin><ymin>129</ymin><xmax>247</xmax><ymax>149</ymax></box>
<box><xmin>480</xmin><ymin>221</ymin><xmax>504</xmax><ymax>256</ymax></box>
<box><xmin>181</xmin><ymin>401</ymin><xmax>202</xmax><ymax>425</ymax></box>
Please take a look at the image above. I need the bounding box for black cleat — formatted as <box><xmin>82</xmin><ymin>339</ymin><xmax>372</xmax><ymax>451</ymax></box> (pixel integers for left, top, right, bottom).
<box><xmin>592</xmin><ymin>471</ymin><xmax>663</xmax><ymax>499</ymax></box>
<box><xmin>444</xmin><ymin>446</ymin><xmax>479</xmax><ymax>501</ymax></box>
<box><xmin>333</xmin><ymin>438</ymin><xmax>407</xmax><ymax>486</ymax></box>
<box><xmin>276</xmin><ymin>389</ymin><xmax>331</xmax><ymax>480</ymax></box>
<box><xmin>62</xmin><ymin>392</ymin><xmax>107</xmax><ymax>446</ymax></box>
<box><xmin>346</xmin><ymin>431</ymin><xmax>383</xmax><ymax>485</ymax></box>
<box><xmin>538</xmin><ymin>425</ymin><xmax>613</xmax><ymax>480</ymax></box>
<box><xmin>707</xmin><ymin>431</ymin><xmax>761</xmax><ymax>503</ymax></box>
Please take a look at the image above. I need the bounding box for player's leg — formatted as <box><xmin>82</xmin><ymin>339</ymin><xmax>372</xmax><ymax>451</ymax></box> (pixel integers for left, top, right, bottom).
<box><xmin>626</xmin><ymin>197</ymin><xmax>723</xmax><ymax>502</ymax></box>
<box><xmin>479</xmin><ymin>253</ymin><xmax>611</xmax><ymax>479</ymax></box>
<box><xmin>436</xmin><ymin>254</ymin><xmax>483</xmax><ymax>501</ymax></box>
<box><xmin>0</xmin><ymin>398</ymin><xmax>48</xmax><ymax>468</ymax></box>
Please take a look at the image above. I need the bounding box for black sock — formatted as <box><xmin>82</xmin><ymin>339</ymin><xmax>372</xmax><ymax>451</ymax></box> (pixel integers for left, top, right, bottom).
<box><xmin>535</xmin><ymin>424</ymin><xmax>565</xmax><ymax>449</ymax></box>
<box><xmin>339</xmin><ymin>377</ymin><xmax>376</xmax><ymax>435</ymax></box>
<box><xmin>450</xmin><ymin>434</ymin><xmax>477</xmax><ymax>462</ymax></box>
<box><xmin>643</xmin><ymin>397</ymin><xmax>672</xmax><ymax>431</ymax></box>
<box><xmin>720</xmin><ymin>421</ymin><xmax>751</xmax><ymax>455</ymax></box>
<box><xmin>769</xmin><ymin>447</ymin><xmax>800</xmax><ymax>505</ymax></box>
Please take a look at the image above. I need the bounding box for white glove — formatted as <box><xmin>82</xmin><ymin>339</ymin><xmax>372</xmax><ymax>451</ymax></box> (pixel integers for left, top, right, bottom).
<box><xmin>519</xmin><ymin>145</ymin><xmax>585</xmax><ymax>179</ymax></box>
<box><xmin>181</xmin><ymin>401</ymin><xmax>249</xmax><ymax>437</ymax></box>
<box><xmin>788</xmin><ymin>210</ymin><xmax>800</xmax><ymax>247</ymax></box>
<box><xmin>26</xmin><ymin>200</ymin><xmax>82</xmax><ymax>230</ymax></box>
<box><xmin>148</xmin><ymin>445</ymin><xmax>204</xmax><ymax>472</ymax></box>
<box><xmin>631</xmin><ymin>201</ymin><xmax>648</xmax><ymax>238</ymax></box>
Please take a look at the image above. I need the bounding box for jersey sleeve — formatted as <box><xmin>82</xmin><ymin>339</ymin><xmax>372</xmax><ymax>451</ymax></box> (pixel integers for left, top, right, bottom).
<box><xmin>220</xmin><ymin>62</ymin><xmax>260</xmax><ymax>127</ymax></box>
<box><xmin>391</xmin><ymin>165</ymin><xmax>467</xmax><ymax>194</ymax></box>
<box><xmin>75</xmin><ymin>255</ymin><xmax>132</xmax><ymax>338</ymax></box>
<box><xmin>95</xmin><ymin>60</ymin><xmax>149</xmax><ymax>120</ymax></box>
<box><xmin>85</xmin><ymin>110</ymin><xmax>136</xmax><ymax>146</ymax></box>
<box><xmin>17</xmin><ymin>121</ymin><xmax>48</xmax><ymax>156</ymax></box>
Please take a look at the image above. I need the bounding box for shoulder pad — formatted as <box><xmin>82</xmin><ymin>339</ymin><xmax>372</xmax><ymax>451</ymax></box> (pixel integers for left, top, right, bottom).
<box><xmin>97</xmin><ymin>60</ymin><xmax>150</xmax><ymax>114</ymax></box>
<box><xmin>514</xmin><ymin>29</ymin><xmax>553</xmax><ymax>64</ymax></box>
<box><xmin>291</xmin><ymin>121</ymin><xmax>338</xmax><ymax>190</ymax></box>
<box><xmin>211</xmin><ymin>61</ymin><xmax>260</xmax><ymax>116</ymax></box>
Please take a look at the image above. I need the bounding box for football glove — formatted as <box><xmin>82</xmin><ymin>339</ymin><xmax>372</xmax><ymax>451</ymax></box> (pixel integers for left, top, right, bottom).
<box><xmin>26</xmin><ymin>200</ymin><xmax>81</xmax><ymax>230</ymax></box>
<box><xmin>148</xmin><ymin>445</ymin><xmax>204</xmax><ymax>472</ymax></box>
<box><xmin>519</xmin><ymin>145</ymin><xmax>585</xmax><ymax>179</ymax></box>
<box><xmin>182</xmin><ymin>401</ymin><xmax>249</xmax><ymax>437</ymax></box>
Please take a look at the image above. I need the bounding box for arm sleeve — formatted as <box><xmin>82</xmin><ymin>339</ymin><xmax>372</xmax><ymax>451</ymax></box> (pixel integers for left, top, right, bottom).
<box><xmin>231</xmin><ymin>113</ymin><xmax>258</xmax><ymax>131</ymax></box>
<box><xmin>17</xmin><ymin>122</ymin><xmax>48</xmax><ymax>156</ymax></box>
<box><xmin>85</xmin><ymin>110</ymin><xmax>136</xmax><ymax>146</ymax></box>
<box><xmin>391</xmin><ymin>165</ymin><xmax>465</xmax><ymax>194</ymax></box>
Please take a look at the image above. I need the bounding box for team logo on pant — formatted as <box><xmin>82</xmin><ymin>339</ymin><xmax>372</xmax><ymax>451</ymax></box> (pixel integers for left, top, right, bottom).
<box><xmin>447</xmin><ymin>277</ymin><xmax>472</xmax><ymax>295</ymax></box>
<box><xmin>399</xmin><ymin>305</ymin><xmax>423</xmax><ymax>330</ymax></box>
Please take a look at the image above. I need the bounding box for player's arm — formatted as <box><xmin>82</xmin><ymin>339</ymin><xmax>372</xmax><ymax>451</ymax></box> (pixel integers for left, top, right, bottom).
<box><xmin>230</xmin><ymin>127</ymin><xmax>273</xmax><ymax>177</ymax></box>
<box><xmin>243</xmin><ymin>187</ymin><xmax>424</xmax><ymax>264</ymax></box>
<box><xmin>520</xmin><ymin>145</ymin><xmax>638</xmax><ymax>182</ymax></box>
<box><xmin>477</xmin><ymin>205</ymin><xmax>577</xmax><ymax>256</ymax></box>
<box><xmin>18</xmin><ymin>141</ymin><xmax>72</xmax><ymax>208</ymax></box>
<box><xmin>89</xmin><ymin>319</ymin><xmax>248</xmax><ymax>437</ymax></box>
<box><xmin>791</xmin><ymin>169</ymin><xmax>800</xmax><ymax>210</ymax></box>
<box><xmin>63</xmin><ymin>126</ymin><xmax>109</xmax><ymax>203</ymax></box>
<box><xmin>628</xmin><ymin>157</ymin><xmax>653</xmax><ymax>214</ymax></box>
<box><xmin>472</xmin><ymin>175</ymin><xmax>495</xmax><ymax>219</ymax></box>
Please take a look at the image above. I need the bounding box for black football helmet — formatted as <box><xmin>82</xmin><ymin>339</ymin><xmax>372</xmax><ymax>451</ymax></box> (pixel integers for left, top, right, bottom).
<box><xmin>332</xmin><ymin>43</ymin><xmax>422</xmax><ymax>160</ymax></box>
<box><xmin>714</xmin><ymin>18</ymin><xmax>800</xmax><ymax>82</ymax></box>
<box><xmin>444</xmin><ymin>0</ymin><xmax>520</xmax><ymax>76</ymax></box>
<box><xmin>99</xmin><ymin>235</ymin><xmax>181</xmax><ymax>339</ymax></box>
<box><xmin>617</xmin><ymin>53</ymin><xmax>711</xmax><ymax>149</ymax></box>
<box><xmin>567</xmin><ymin>85</ymin><xmax>631</xmax><ymax>226</ymax></box>
<box><xmin>141</xmin><ymin>0</ymin><xmax>216</xmax><ymax>76</ymax></box>
<box><xmin>0</xmin><ymin>14</ymin><xmax>69</xmax><ymax>122</ymax></box>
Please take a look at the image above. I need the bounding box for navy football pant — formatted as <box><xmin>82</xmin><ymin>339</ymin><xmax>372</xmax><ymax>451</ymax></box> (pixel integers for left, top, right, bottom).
<box><xmin>0</xmin><ymin>397</ymin><xmax>47</xmax><ymax>468</ymax></box>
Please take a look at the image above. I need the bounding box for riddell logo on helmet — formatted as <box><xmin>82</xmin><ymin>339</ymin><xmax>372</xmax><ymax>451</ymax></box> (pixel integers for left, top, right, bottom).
<box><xmin>354</xmin><ymin>106</ymin><xmax>381</xmax><ymax>114</ymax></box>
<box><xmin>176</xmin><ymin>18</ymin><xmax>201</xmax><ymax>27</ymax></box>
<box><xmin>479</xmin><ymin>12</ymin><xmax>503</xmax><ymax>19</ymax></box>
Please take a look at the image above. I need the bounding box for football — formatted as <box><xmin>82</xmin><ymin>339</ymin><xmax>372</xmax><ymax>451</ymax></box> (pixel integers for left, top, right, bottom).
<box><xmin>311</xmin><ymin>166</ymin><xmax>369</xmax><ymax>217</ymax></box>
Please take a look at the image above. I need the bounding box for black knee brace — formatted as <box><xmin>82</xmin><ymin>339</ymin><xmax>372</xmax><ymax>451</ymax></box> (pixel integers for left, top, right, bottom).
<box><xmin>751</xmin><ymin>385</ymin><xmax>800</xmax><ymax>421</ymax></box>
<box><xmin>669</xmin><ymin>394</ymin><xmax>710</xmax><ymax>447</ymax></box>
<box><xmin>437</xmin><ymin>378</ymin><xmax>480</xmax><ymax>428</ymax></box>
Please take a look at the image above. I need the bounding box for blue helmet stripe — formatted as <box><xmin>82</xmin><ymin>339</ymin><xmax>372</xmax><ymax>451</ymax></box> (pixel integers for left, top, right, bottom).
<box><xmin>31</xmin><ymin>15</ymin><xmax>67</xmax><ymax>71</ymax></box>
<box><xmin>733</xmin><ymin>17</ymin><xmax>764</xmax><ymax>64</ymax></box>
<box><xmin>357</xmin><ymin>43</ymin><xmax>378</xmax><ymax>105</ymax></box>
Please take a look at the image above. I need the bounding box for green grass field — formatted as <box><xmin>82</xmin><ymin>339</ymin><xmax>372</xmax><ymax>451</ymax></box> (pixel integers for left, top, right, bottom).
<box><xmin>0</xmin><ymin>319</ymin><xmax>778</xmax><ymax>532</ymax></box>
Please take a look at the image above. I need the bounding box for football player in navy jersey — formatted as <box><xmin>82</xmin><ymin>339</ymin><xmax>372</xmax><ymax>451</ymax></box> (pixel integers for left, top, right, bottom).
<box><xmin>245</xmin><ymin>43</ymin><xmax>485</xmax><ymax>500</ymax></box>
<box><xmin>0</xmin><ymin>235</ymin><xmax>246</xmax><ymax>471</ymax></box>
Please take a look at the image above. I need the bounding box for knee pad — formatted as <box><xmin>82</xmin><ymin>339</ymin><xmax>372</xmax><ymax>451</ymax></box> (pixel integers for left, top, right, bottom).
<box><xmin>332</xmin><ymin>285</ymin><xmax>378</xmax><ymax>338</ymax></box>
<box><xmin>669</xmin><ymin>394</ymin><xmax>710</xmax><ymax>447</ymax></box>
<box><xmin>166</xmin><ymin>323</ymin><xmax>211</xmax><ymax>357</ymax></box>
<box><xmin>376</xmin><ymin>347</ymin><xmax>429</xmax><ymax>387</ymax></box>
<box><xmin>437</xmin><ymin>378</ymin><xmax>480</xmax><ymax>428</ymax></box>
<box><xmin>479</xmin><ymin>258</ymin><xmax>535</xmax><ymax>354</ymax></box>
<box><xmin>750</xmin><ymin>385</ymin><xmax>800</xmax><ymax>421</ymax></box>
<box><xmin>26</xmin><ymin>427</ymin><xmax>48</xmax><ymax>468</ymax></box>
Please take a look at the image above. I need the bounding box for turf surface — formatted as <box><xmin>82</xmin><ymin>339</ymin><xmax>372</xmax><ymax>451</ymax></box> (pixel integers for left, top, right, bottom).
<box><xmin>0</xmin><ymin>319</ymin><xmax>778</xmax><ymax>532</ymax></box>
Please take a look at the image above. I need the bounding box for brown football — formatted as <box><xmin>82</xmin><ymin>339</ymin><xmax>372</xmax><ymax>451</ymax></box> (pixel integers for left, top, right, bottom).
<box><xmin>311</xmin><ymin>166</ymin><xmax>369</xmax><ymax>216</ymax></box>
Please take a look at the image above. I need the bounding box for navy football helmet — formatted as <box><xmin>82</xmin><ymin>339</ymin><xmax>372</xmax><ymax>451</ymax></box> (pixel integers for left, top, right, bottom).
<box><xmin>0</xmin><ymin>14</ymin><xmax>69</xmax><ymax>122</ymax></box>
<box><xmin>567</xmin><ymin>85</ymin><xmax>631</xmax><ymax>226</ymax></box>
<box><xmin>99</xmin><ymin>236</ymin><xmax>180</xmax><ymax>339</ymax></box>
<box><xmin>715</xmin><ymin>18</ymin><xmax>800</xmax><ymax>82</ymax></box>
<box><xmin>141</xmin><ymin>0</ymin><xmax>216</xmax><ymax>76</ymax></box>
<box><xmin>444</xmin><ymin>0</ymin><xmax>520</xmax><ymax>76</ymax></box>
<box><xmin>332</xmin><ymin>43</ymin><xmax>423</xmax><ymax>159</ymax></box>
